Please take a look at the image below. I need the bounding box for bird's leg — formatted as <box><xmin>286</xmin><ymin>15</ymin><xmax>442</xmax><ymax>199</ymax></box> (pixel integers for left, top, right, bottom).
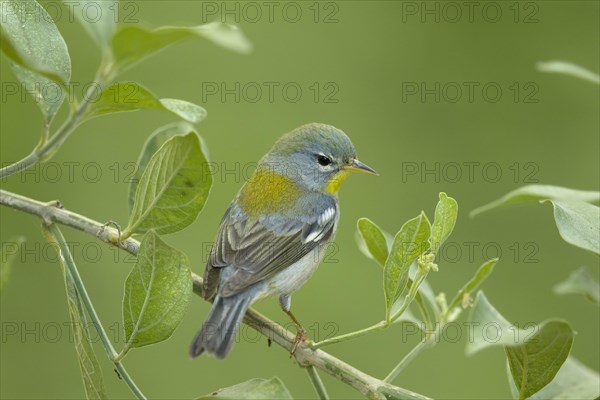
<box><xmin>279</xmin><ymin>295</ymin><xmax>307</xmax><ymax>354</ymax></box>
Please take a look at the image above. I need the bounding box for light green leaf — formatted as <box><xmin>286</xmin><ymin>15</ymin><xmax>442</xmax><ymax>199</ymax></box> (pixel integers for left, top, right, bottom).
<box><xmin>430</xmin><ymin>192</ymin><xmax>458</xmax><ymax>252</ymax></box>
<box><xmin>466</xmin><ymin>291</ymin><xmax>536</xmax><ymax>356</ymax></box>
<box><xmin>0</xmin><ymin>236</ymin><xmax>25</xmax><ymax>294</ymax></box>
<box><xmin>470</xmin><ymin>185</ymin><xmax>600</xmax><ymax>218</ymax></box>
<box><xmin>63</xmin><ymin>269</ymin><xmax>108</xmax><ymax>399</ymax></box>
<box><xmin>389</xmin><ymin>260</ymin><xmax>435</xmax><ymax>324</ymax></box>
<box><xmin>537</xmin><ymin>60</ymin><xmax>600</xmax><ymax>84</ymax></box>
<box><xmin>128</xmin><ymin>122</ymin><xmax>197</xmax><ymax>213</ymax></box>
<box><xmin>510</xmin><ymin>356</ymin><xmax>600</xmax><ymax>400</ymax></box>
<box><xmin>122</xmin><ymin>231</ymin><xmax>191</xmax><ymax>352</ymax></box>
<box><xmin>390</xmin><ymin>307</ymin><xmax>425</xmax><ymax>331</ymax></box>
<box><xmin>42</xmin><ymin>227</ymin><xmax>107</xmax><ymax>399</ymax></box>
<box><xmin>416</xmin><ymin>277</ymin><xmax>440</xmax><ymax>316</ymax></box>
<box><xmin>0</xmin><ymin>1</ymin><xmax>70</xmax><ymax>82</ymax></box>
<box><xmin>196</xmin><ymin>377</ymin><xmax>292</xmax><ymax>400</ymax></box>
<box><xmin>542</xmin><ymin>200</ymin><xmax>600</xmax><ymax>254</ymax></box>
<box><xmin>384</xmin><ymin>212</ymin><xmax>431</xmax><ymax>321</ymax></box>
<box><xmin>448</xmin><ymin>258</ymin><xmax>498</xmax><ymax>313</ymax></box>
<box><xmin>403</xmin><ymin>264</ymin><xmax>441</xmax><ymax>322</ymax></box>
<box><xmin>468</xmin><ymin>292</ymin><xmax>575</xmax><ymax>399</ymax></box>
<box><xmin>83</xmin><ymin>82</ymin><xmax>206</xmax><ymax>123</ymax></box>
<box><xmin>505</xmin><ymin>320</ymin><xmax>574</xmax><ymax>400</ymax></box>
<box><xmin>124</xmin><ymin>131</ymin><xmax>212</xmax><ymax>236</ymax></box>
<box><xmin>111</xmin><ymin>22</ymin><xmax>252</xmax><ymax>72</ymax></box>
<box><xmin>0</xmin><ymin>0</ymin><xmax>71</xmax><ymax>124</ymax></box>
<box><xmin>67</xmin><ymin>0</ymin><xmax>117</xmax><ymax>48</ymax></box>
<box><xmin>553</xmin><ymin>266</ymin><xmax>600</xmax><ymax>305</ymax></box>
<box><xmin>357</xmin><ymin>218</ymin><xmax>389</xmax><ymax>266</ymax></box>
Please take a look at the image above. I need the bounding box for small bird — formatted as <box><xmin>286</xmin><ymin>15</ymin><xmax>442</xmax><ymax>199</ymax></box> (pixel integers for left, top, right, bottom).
<box><xmin>189</xmin><ymin>123</ymin><xmax>377</xmax><ymax>359</ymax></box>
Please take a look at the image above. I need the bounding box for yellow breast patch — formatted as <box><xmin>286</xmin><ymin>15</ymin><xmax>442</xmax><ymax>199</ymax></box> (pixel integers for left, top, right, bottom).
<box><xmin>238</xmin><ymin>169</ymin><xmax>302</xmax><ymax>216</ymax></box>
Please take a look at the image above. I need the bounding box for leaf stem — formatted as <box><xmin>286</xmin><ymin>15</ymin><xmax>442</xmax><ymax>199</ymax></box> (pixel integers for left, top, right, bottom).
<box><xmin>414</xmin><ymin>293</ymin><xmax>434</xmax><ymax>332</ymax></box>
<box><xmin>313</xmin><ymin>264</ymin><xmax>432</xmax><ymax>350</ymax></box>
<box><xmin>0</xmin><ymin>72</ymin><xmax>106</xmax><ymax>180</ymax></box>
<box><xmin>46</xmin><ymin>224</ymin><xmax>146</xmax><ymax>400</ymax></box>
<box><xmin>311</xmin><ymin>321</ymin><xmax>387</xmax><ymax>349</ymax></box>
<box><xmin>306</xmin><ymin>366</ymin><xmax>330</xmax><ymax>400</ymax></box>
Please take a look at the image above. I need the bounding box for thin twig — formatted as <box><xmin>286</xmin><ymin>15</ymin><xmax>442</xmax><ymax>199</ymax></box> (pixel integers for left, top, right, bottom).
<box><xmin>306</xmin><ymin>365</ymin><xmax>330</xmax><ymax>400</ymax></box>
<box><xmin>0</xmin><ymin>73</ymin><xmax>106</xmax><ymax>180</ymax></box>
<box><xmin>384</xmin><ymin>335</ymin><xmax>436</xmax><ymax>384</ymax></box>
<box><xmin>0</xmin><ymin>188</ymin><xmax>431</xmax><ymax>400</ymax></box>
<box><xmin>311</xmin><ymin>320</ymin><xmax>387</xmax><ymax>349</ymax></box>
<box><xmin>45</xmin><ymin>224</ymin><xmax>146</xmax><ymax>400</ymax></box>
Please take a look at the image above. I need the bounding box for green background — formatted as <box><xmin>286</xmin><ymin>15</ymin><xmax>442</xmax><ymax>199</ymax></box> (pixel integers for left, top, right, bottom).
<box><xmin>1</xmin><ymin>1</ymin><xmax>598</xmax><ymax>399</ymax></box>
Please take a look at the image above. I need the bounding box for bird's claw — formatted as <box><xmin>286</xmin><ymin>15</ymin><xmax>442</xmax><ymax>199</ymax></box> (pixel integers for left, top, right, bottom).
<box><xmin>290</xmin><ymin>328</ymin><xmax>307</xmax><ymax>355</ymax></box>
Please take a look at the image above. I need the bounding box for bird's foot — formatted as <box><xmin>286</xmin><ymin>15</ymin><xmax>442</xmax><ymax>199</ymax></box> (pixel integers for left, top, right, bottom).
<box><xmin>283</xmin><ymin>308</ymin><xmax>309</xmax><ymax>355</ymax></box>
<box><xmin>290</xmin><ymin>327</ymin><xmax>307</xmax><ymax>355</ymax></box>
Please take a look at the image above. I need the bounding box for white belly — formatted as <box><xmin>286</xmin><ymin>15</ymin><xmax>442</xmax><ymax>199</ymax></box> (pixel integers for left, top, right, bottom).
<box><xmin>256</xmin><ymin>244</ymin><xmax>326</xmax><ymax>301</ymax></box>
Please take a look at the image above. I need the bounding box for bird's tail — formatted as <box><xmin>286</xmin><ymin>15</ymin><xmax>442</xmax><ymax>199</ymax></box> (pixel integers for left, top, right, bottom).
<box><xmin>188</xmin><ymin>294</ymin><xmax>252</xmax><ymax>359</ymax></box>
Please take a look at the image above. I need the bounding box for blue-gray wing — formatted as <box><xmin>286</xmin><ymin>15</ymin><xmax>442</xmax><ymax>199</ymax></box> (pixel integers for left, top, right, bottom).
<box><xmin>203</xmin><ymin>198</ymin><xmax>337</xmax><ymax>298</ymax></box>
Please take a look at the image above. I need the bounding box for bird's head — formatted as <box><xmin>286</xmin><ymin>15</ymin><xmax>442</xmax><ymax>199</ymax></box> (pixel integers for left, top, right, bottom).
<box><xmin>261</xmin><ymin>123</ymin><xmax>378</xmax><ymax>194</ymax></box>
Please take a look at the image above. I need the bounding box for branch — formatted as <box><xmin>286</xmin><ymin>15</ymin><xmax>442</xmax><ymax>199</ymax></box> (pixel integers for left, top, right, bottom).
<box><xmin>0</xmin><ymin>189</ymin><xmax>431</xmax><ymax>400</ymax></box>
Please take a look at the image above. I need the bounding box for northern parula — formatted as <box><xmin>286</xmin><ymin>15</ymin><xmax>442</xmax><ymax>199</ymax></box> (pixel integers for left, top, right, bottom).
<box><xmin>189</xmin><ymin>123</ymin><xmax>377</xmax><ymax>359</ymax></box>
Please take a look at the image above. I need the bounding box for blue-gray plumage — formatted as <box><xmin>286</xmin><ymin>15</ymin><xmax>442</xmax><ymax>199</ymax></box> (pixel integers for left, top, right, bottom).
<box><xmin>189</xmin><ymin>123</ymin><xmax>377</xmax><ymax>359</ymax></box>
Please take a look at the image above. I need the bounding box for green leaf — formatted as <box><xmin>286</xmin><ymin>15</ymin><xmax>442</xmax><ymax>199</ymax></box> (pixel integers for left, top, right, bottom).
<box><xmin>467</xmin><ymin>291</ymin><xmax>575</xmax><ymax>399</ymax></box>
<box><xmin>122</xmin><ymin>231</ymin><xmax>192</xmax><ymax>352</ymax></box>
<box><xmin>542</xmin><ymin>200</ymin><xmax>600</xmax><ymax>254</ymax></box>
<box><xmin>416</xmin><ymin>277</ymin><xmax>440</xmax><ymax>316</ymax></box>
<box><xmin>42</xmin><ymin>228</ymin><xmax>107</xmax><ymax>399</ymax></box>
<box><xmin>67</xmin><ymin>0</ymin><xmax>117</xmax><ymax>48</ymax></box>
<box><xmin>390</xmin><ymin>307</ymin><xmax>426</xmax><ymax>332</ymax></box>
<box><xmin>430</xmin><ymin>192</ymin><xmax>458</xmax><ymax>252</ymax></box>
<box><xmin>64</xmin><ymin>0</ymin><xmax>119</xmax><ymax>48</ymax></box>
<box><xmin>0</xmin><ymin>0</ymin><xmax>71</xmax><ymax>124</ymax></box>
<box><xmin>466</xmin><ymin>291</ymin><xmax>536</xmax><ymax>356</ymax></box>
<box><xmin>510</xmin><ymin>356</ymin><xmax>600</xmax><ymax>400</ymax></box>
<box><xmin>389</xmin><ymin>260</ymin><xmax>435</xmax><ymax>324</ymax></box>
<box><xmin>505</xmin><ymin>320</ymin><xmax>574</xmax><ymax>400</ymax></box>
<box><xmin>83</xmin><ymin>82</ymin><xmax>206</xmax><ymax>123</ymax></box>
<box><xmin>197</xmin><ymin>377</ymin><xmax>293</xmax><ymax>400</ymax></box>
<box><xmin>124</xmin><ymin>131</ymin><xmax>212</xmax><ymax>236</ymax></box>
<box><xmin>357</xmin><ymin>218</ymin><xmax>389</xmax><ymax>266</ymax></box>
<box><xmin>470</xmin><ymin>185</ymin><xmax>600</xmax><ymax>218</ymax></box>
<box><xmin>0</xmin><ymin>1</ymin><xmax>70</xmax><ymax>82</ymax></box>
<box><xmin>0</xmin><ymin>236</ymin><xmax>25</xmax><ymax>294</ymax></box>
<box><xmin>128</xmin><ymin>122</ymin><xmax>197</xmax><ymax>213</ymax></box>
<box><xmin>448</xmin><ymin>258</ymin><xmax>498</xmax><ymax>313</ymax></box>
<box><xmin>384</xmin><ymin>212</ymin><xmax>431</xmax><ymax>321</ymax></box>
<box><xmin>537</xmin><ymin>60</ymin><xmax>600</xmax><ymax>84</ymax></box>
<box><xmin>553</xmin><ymin>266</ymin><xmax>600</xmax><ymax>305</ymax></box>
<box><xmin>111</xmin><ymin>22</ymin><xmax>252</xmax><ymax>72</ymax></box>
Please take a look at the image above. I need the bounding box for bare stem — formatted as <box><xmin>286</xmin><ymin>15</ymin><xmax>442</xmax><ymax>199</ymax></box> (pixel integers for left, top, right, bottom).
<box><xmin>311</xmin><ymin>321</ymin><xmax>387</xmax><ymax>349</ymax></box>
<box><xmin>306</xmin><ymin>365</ymin><xmax>330</xmax><ymax>400</ymax></box>
<box><xmin>45</xmin><ymin>224</ymin><xmax>146</xmax><ymax>400</ymax></box>
<box><xmin>0</xmin><ymin>188</ymin><xmax>431</xmax><ymax>400</ymax></box>
<box><xmin>384</xmin><ymin>334</ymin><xmax>436</xmax><ymax>384</ymax></box>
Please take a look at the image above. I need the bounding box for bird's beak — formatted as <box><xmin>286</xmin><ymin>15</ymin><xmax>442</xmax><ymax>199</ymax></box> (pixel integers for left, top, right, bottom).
<box><xmin>345</xmin><ymin>159</ymin><xmax>379</xmax><ymax>176</ymax></box>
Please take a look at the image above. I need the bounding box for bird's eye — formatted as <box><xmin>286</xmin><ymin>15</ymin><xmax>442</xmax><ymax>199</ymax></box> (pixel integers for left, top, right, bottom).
<box><xmin>317</xmin><ymin>155</ymin><xmax>332</xmax><ymax>166</ymax></box>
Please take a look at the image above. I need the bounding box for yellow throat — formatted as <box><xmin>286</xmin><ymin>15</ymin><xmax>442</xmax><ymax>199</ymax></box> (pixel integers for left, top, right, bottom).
<box><xmin>324</xmin><ymin>169</ymin><xmax>351</xmax><ymax>194</ymax></box>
